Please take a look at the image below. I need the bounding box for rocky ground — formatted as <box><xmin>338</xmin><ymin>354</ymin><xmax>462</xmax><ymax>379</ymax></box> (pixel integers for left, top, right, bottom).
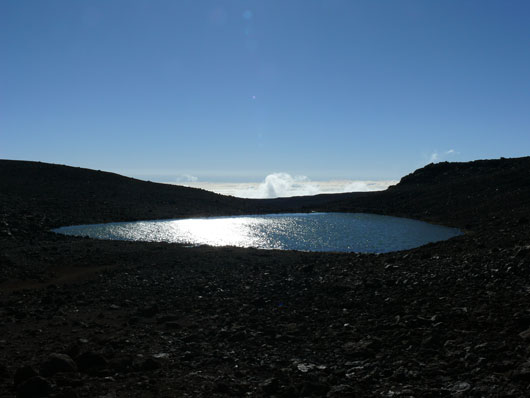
<box><xmin>1</xmin><ymin>158</ymin><xmax>530</xmax><ymax>397</ymax></box>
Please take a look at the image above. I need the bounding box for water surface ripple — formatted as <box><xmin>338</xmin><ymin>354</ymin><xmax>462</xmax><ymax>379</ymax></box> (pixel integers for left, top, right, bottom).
<box><xmin>53</xmin><ymin>213</ymin><xmax>461</xmax><ymax>253</ymax></box>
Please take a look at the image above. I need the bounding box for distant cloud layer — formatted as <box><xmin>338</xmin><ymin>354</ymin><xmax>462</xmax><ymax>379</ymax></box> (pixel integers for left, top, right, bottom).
<box><xmin>175</xmin><ymin>174</ymin><xmax>199</xmax><ymax>182</ymax></box>
<box><xmin>178</xmin><ymin>173</ymin><xmax>396</xmax><ymax>199</ymax></box>
<box><xmin>239</xmin><ymin>173</ymin><xmax>320</xmax><ymax>198</ymax></box>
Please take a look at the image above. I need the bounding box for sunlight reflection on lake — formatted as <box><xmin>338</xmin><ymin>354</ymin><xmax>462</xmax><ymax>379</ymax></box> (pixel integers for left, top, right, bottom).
<box><xmin>53</xmin><ymin>213</ymin><xmax>461</xmax><ymax>253</ymax></box>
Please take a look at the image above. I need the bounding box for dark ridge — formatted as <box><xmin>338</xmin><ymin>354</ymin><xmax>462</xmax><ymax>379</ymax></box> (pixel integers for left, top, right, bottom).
<box><xmin>308</xmin><ymin>156</ymin><xmax>530</xmax><ymax>227</ymax></box>
<box><xmin>0</xmin><ymin>159</ymin><xmax>254</xmax><ymax>229</ymax></box>
<box><xmin>398</xmin><ymin>156</ymin><xmax>530</xmax><ymax>187</ymax></box>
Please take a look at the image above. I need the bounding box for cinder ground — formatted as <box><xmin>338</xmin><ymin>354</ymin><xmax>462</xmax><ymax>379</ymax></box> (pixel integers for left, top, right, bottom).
<box><xmin>1</xmin><ymin>158</ymin><xmax>530</xmax><ymax>397</ymax></box>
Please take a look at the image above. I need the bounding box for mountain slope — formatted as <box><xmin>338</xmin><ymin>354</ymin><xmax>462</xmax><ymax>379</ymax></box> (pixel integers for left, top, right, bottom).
<box><xmin>313</xmin><ymin>156</ymin><xmax>530</xmax><ymax>227</ymax></box>
<box><xmin>0</xmin><ymin>160</ymin><xmax>254</xmax><ymax>230</ymax></box>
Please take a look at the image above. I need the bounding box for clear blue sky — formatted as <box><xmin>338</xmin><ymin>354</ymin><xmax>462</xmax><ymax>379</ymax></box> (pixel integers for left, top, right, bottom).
<box><xmin>2</xmin><ymin>0</ymin><xmax>529</xmax><ymax>182</ymax></box>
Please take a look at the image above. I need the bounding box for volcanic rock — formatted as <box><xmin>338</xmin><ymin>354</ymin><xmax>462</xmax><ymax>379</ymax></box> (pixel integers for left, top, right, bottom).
<box><xmin>16</xmin><ymin>376</ymin><xmax>52</xmax><ymax>398</ymax></box>
<box><xmin>39</xmin><ymin>353</ymin><xmax>77</xmax><ymax>377</ymax></box>
<box><xmin>74</xmin><ymin>352</ymin><xmax>108</xmax><ymax>374</ymax></box>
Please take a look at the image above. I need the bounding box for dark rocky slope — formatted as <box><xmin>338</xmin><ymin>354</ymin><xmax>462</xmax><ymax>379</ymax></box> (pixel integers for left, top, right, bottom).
<box><xmin>1</xmin><ymin>157</ymin><xmax>530</xmax><ymax>397</ymax></box>
<box><xmin>266</xmin><ymin>156</ymin><xmax>530</xmax><ymax>229</ymax></box>
<box><xmin>0</xmin><ymin>159</ymin><xmax>254</xmax><ymax>229</ymax></box>
<box><xmin>326</xmin><ymin>157</ymin><xmax>530</xmax><ymax>228</ymax></box>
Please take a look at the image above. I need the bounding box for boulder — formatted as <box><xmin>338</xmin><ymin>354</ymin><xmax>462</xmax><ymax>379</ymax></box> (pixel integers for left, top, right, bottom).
<box><xmin>16</xmin><ymin>376</ymin><xmax>52</xmax><ymax>398</ymax></box>
<box><xmin>75</xmin><ymin>352</ymin><xmax>107</xmax><ymax>374</ymax></box>
<box><xmin>40</xmin><ymin>353</ymin><xmax>77</xmax><ymax>377</ymax></box>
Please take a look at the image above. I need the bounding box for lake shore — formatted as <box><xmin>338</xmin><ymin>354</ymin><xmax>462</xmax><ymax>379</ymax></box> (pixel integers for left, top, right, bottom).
<box><xmin>1</xmin><ymin>157</ymin><xmax>530</xmax><ymax>397</ymax></box>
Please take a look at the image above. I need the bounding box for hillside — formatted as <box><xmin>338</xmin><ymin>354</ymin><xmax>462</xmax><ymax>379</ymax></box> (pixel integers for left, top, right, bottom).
<box><xmin>0</xmin><ymin>160</ymin><xmax>254</xmax><ymax>229</ymax></box>
<box><xmin>262</xmin><ymin>156</ymin><xmax>530</xmax><ymax>228</ymax></box>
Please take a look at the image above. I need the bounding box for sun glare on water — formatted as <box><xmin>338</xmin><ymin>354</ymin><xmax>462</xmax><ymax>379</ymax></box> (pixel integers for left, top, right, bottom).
<box><xmin>168</xmin><ymin>217</ymin><xmax>268</xmax><ymax>248</ymax></box>
<box><xmin>53</xmin><ymin>213</ymin><xmax>462</xmax><ymax>253</ymax></box>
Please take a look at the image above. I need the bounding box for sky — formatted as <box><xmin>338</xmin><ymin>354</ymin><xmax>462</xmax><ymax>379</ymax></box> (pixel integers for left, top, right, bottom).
<box><xmin>2</xmin><ymin>1</ymin><xmax>529</xmax><ymax>193</ymax></box>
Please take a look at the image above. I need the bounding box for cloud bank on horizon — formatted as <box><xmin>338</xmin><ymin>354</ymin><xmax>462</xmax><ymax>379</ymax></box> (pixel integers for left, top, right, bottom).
<box><xmin>178</xmin><ymin>173</ymin><xmax>397</xmax><ymax>199</ymax></box>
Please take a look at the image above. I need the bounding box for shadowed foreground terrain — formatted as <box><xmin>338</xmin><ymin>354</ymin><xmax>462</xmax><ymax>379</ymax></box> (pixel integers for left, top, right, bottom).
<box><xmin>1</xmin><ymin>157</ymin><xmax>530</xmax><ymax>397</ymax></box>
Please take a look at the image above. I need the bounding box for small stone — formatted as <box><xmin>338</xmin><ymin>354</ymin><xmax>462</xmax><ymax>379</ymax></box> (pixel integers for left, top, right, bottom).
<box><xmin>140</xmin><ymin>357</ymin><xmax>162</xmax><ymax>371</ymax></box>
<box><xmin>260</xmin><ymin>378</ymin><xmax>279</xmax><ymax>394</ymax></box>
<box><xmin>519</xmin><ymin>327</ymin><xmax>530</xmax><ymax>340</ymax></box>
<box><xmin>75</xmin><ymin>352</ymin><xmax>107</xmax><ymax>374</ymax></box>
<box><xmin>53</xmin><ymin>371</ymin><xmax>83</xmax><ymax>388</ymax></box>
<box><xmin>515</xmin><ymin>245</ymin><xmax>530</xmax><ymax>257</ymax></box>
<box><xmin>136</xmin><ymin>304</ymin><xmax>159</xmax><ymax>317</ymax></box>
<box><xmin>108</xmin><ymin>356</ymin><xmax>134</xmax><ymax>373</ymax></box>
<box><xmin>327</xmin><ymin>384</ymin><xmax>353</xmax><ymax>397</ymax></box>
<box><xmin>153</xmin><ymin>353</ymin><xmax>169</xmax><ymax>359</ymax></box>
<box><xmin>165</xmin><ymin>321</ymin><xmax>181</xmax><ymax>329</ymax></box>
<box><xmin>285</xmin><ymin>323</ymin><xmax>298</xmax><ymax>332</ymax></box>
<box><xmin>40</xmin><ymin>353</ymin><xmax>77</xmax><ymax>377</ymax></box>
<box><xmin>451</xmin><ymin>381</ymin><xmax>471</xmax><ymax>392</ymax></box>
<box><xmin>16</xmin><ymin>376</ymin><xmax>52</xmax><ymax>398</ymax></box>
<box><xmin>297</xmin><ymin>363</ymin><xmax>310</xmax><ymax>373</ymax></box>
<box><xmin>512</xmin><ymin>362</ymin><xmax>530</xmax><ymax>381</ymax></box>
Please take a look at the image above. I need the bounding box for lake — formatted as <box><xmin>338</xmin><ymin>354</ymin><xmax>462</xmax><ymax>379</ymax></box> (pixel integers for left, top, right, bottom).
<box><xmin>52</xmin><ymin>213</ymin><xmax>461</xmax><ymax>253</ymax></box>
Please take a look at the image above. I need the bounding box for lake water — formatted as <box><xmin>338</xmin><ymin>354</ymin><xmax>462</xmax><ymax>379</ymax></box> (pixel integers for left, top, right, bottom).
<box><xmin>53</xmin><ymin>213</ymin><xmax>461</xmax><ymax>253</ymax></box>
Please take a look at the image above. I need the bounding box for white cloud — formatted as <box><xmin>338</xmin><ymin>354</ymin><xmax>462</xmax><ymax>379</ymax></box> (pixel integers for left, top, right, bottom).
<box><xmin>428</xmin><ymin>149</ymin><xmax>458</xmax><ymax>164</ymax></box>
<box><xmin>175</xmin><ymin>174</ymin><xmax>199</xmax><ymax>183</ymax></box>
<box><xmin>178</xmin><ymin>173</ymin><xmax>397</xmax><ymax>198</ymax></box>
<box><xmin>430</xmin><ymin>152</ymin><xmax>439</xmax><ymax>163</ymax></box>
<box><xmin>242</xmin><ymin>173</ymin><xmax>320</xmax><ymax>198</ymax></box>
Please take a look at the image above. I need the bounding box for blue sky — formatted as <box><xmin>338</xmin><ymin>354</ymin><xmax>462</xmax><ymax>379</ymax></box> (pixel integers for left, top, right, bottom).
<box><xmin>2</xmin><ymin>0</ymin><xmax>529</xmax><ymax>183</ymax></box>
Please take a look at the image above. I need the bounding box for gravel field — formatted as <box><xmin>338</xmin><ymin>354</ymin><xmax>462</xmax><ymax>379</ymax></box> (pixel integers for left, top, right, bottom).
<box><xmin>1</xmin><ymin>158</ymin><xmax>530</xmax><ymax>397</ymax></box>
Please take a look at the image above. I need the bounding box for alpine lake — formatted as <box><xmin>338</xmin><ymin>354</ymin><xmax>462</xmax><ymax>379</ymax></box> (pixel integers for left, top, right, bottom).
<box><xmin>53</xmin><ymin>212</ymin><xmax>461</xmax><ymax>253</ymax></box>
